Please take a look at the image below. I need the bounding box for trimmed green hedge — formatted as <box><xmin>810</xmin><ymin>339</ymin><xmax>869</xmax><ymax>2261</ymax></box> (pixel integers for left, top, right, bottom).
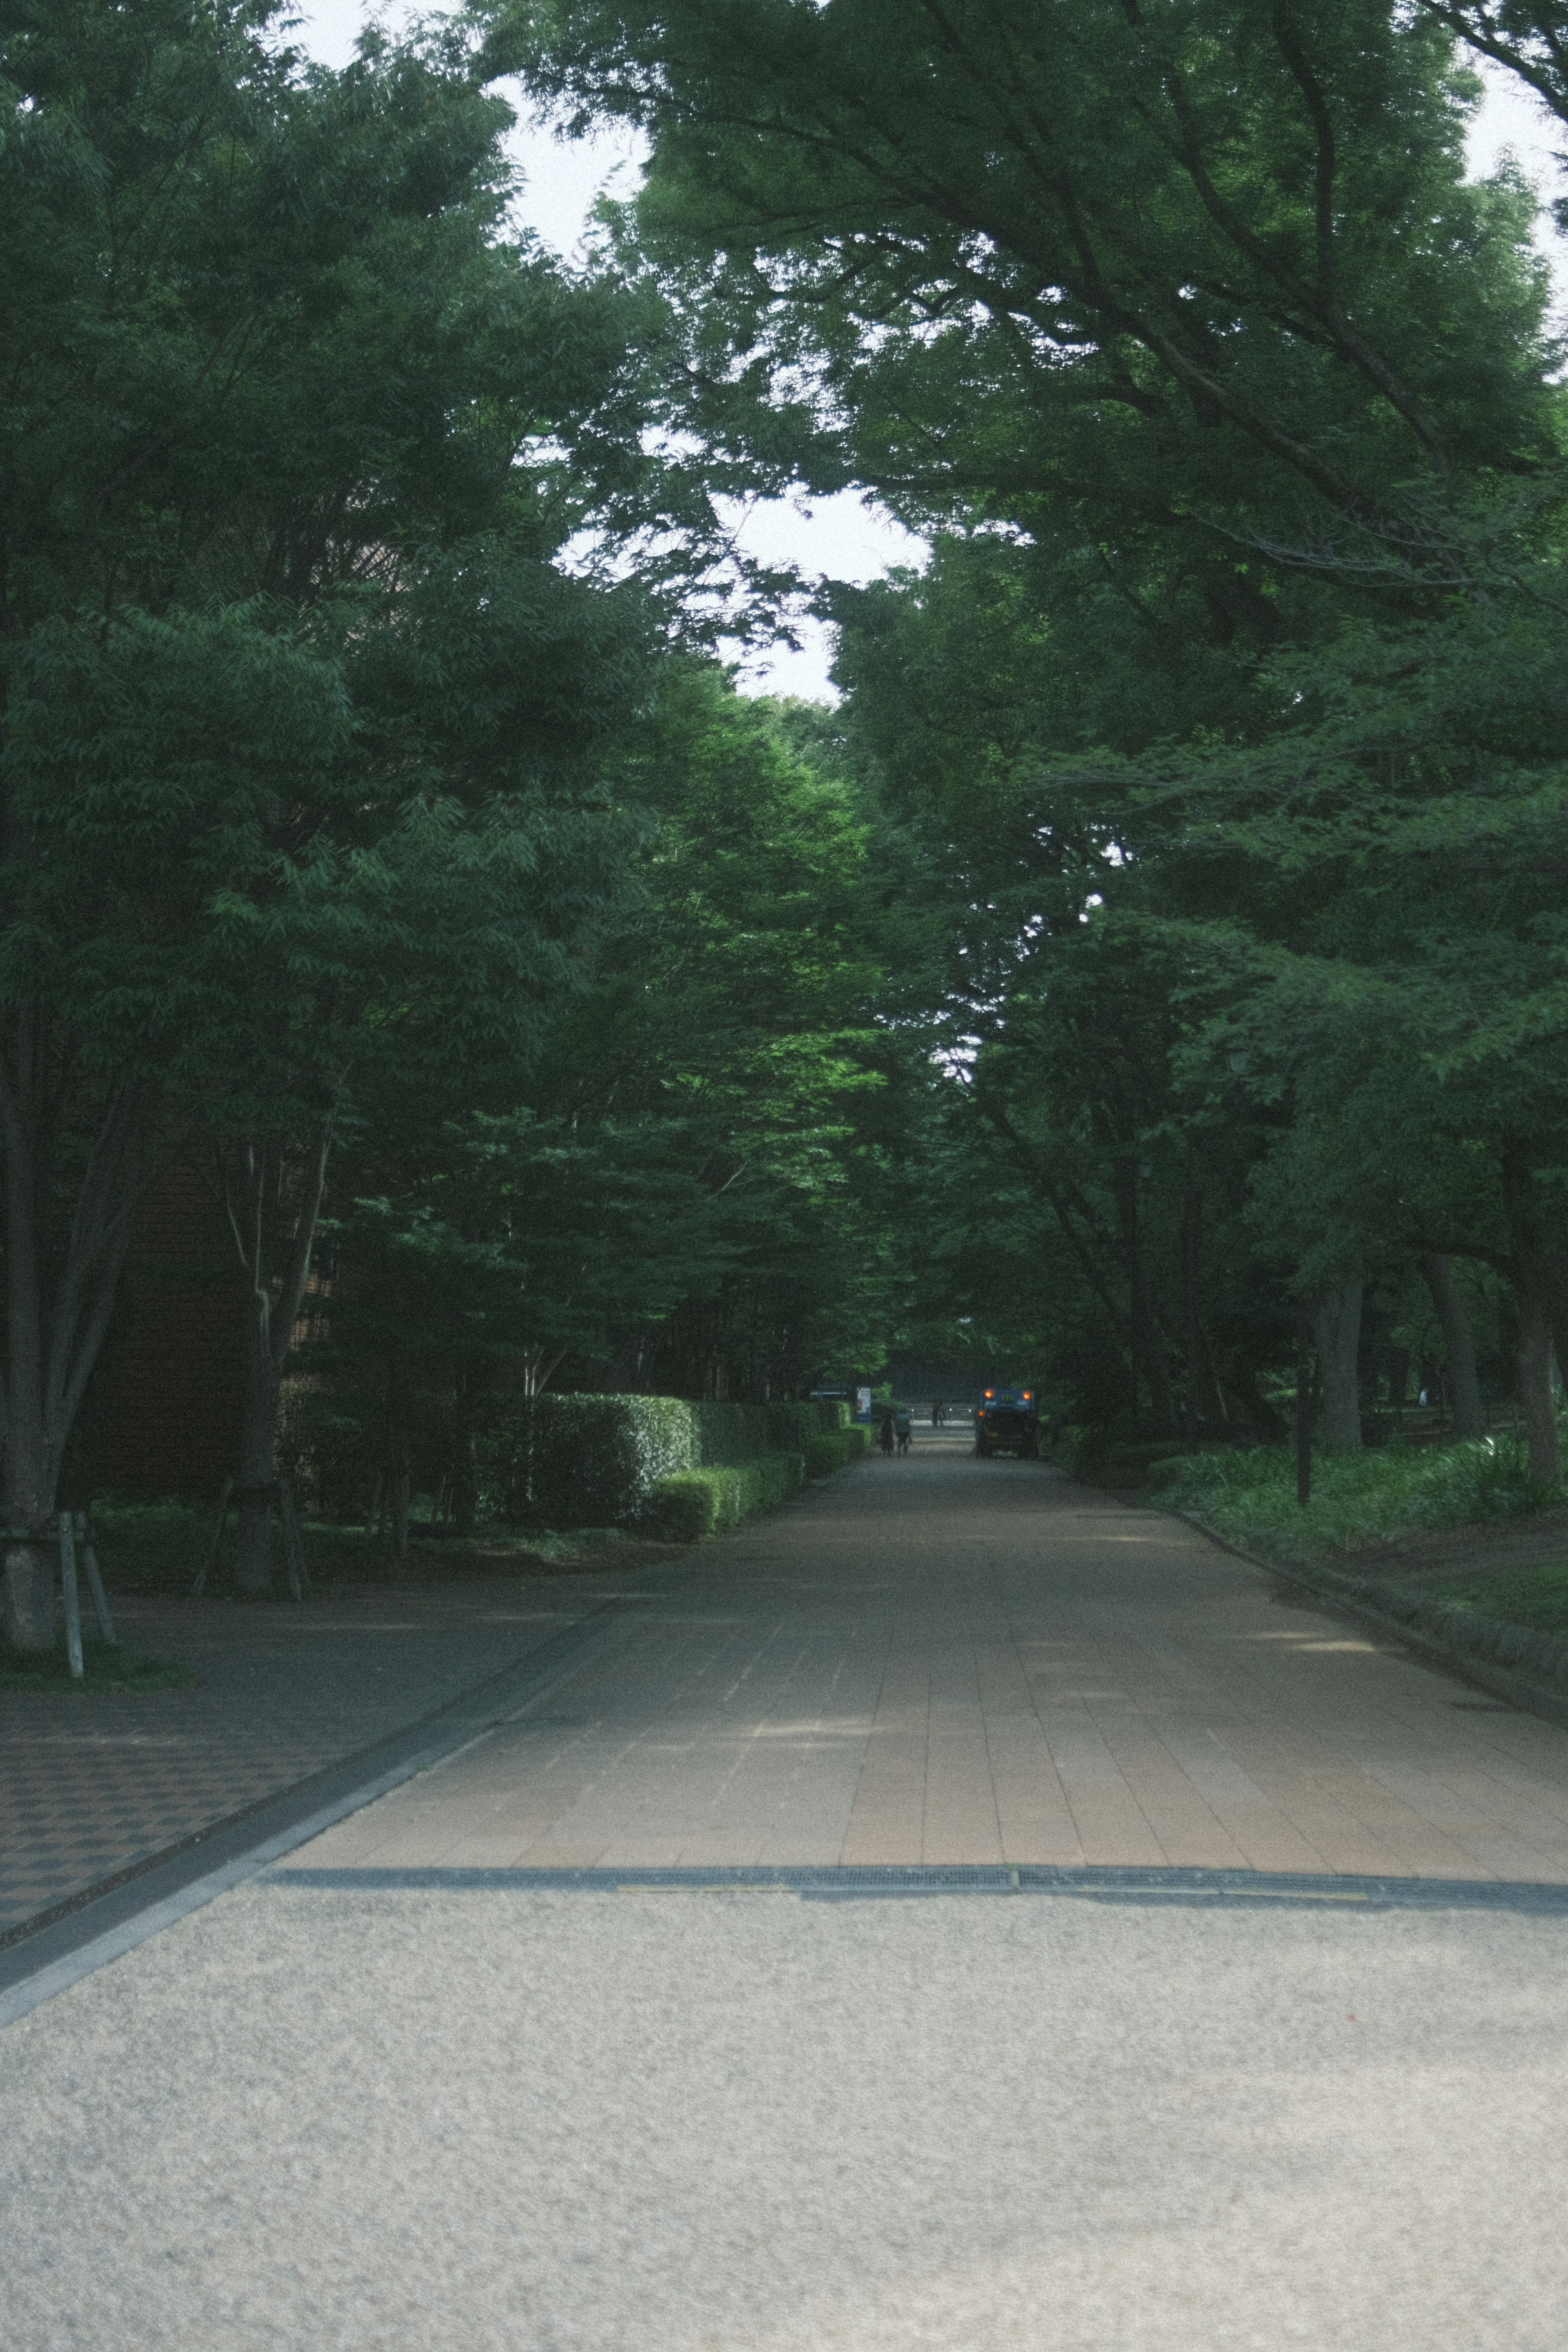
<box><xmin>804</xmin><ymin>1428</ymin><xmax>869</xmax><ymax>1478</ymax></box>
<box><xmin>639</xmin><ymin>1453</ymin><xmax>806</xmax><ymax>1542</ymax></box>
<box><xmin>502</xmin><ymin>1395</ymin><xmax>854</xmax><ymax>1527</ymax></box>
<box><xmin>503</xmin><ymin>1395</ymin><xmax>696</xmax><ymax>1526</ymax></box>
<box><xmin>691</xmin><ymin>1401</ymin><xmax>849</xmax><ymax>1466</ymax></box>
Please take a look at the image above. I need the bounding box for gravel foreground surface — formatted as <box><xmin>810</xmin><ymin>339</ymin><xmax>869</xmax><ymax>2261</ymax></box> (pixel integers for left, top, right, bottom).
<box><xmin>5</xmin><ymin>1885</ymin><xmax>1568</xmax><ymax>2350</ymax></box>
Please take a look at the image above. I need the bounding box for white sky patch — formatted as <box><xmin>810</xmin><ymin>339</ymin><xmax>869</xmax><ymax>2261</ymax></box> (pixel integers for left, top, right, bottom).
<box><xmin>1467</xmin><ymin>60</ymin><xmax>1568</xmax><ymax>312</ymax></box>
<box><xmin>287</xmin><ymin>8</ymin><xmax>1568</xmax><ymax>699</ymax></box>
<box><xmin>287</xmin><ymin>0</ymin><xmax>919</xmax><ymax>703</ymax></box>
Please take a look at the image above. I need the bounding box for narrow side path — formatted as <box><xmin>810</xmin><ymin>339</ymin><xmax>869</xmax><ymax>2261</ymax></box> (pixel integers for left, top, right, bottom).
<box><xmin>296</xmin><ymin>1444</ymin><xmax>1568</xmax><ymax>1881</ymax></box>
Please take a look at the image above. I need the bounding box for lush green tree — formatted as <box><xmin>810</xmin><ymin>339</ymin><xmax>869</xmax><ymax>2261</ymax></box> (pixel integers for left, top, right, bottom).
<box><xmin>502</xmin><ymin>0</ymin><xmax>1568</xmax><ymax>1456</ymax></box>
<box><xmin>301</xmin><ymin>1108</ymin><xmax>727</xmax><ymax>1541</ymax></box>
<box><xmin>506</xmin><ymin>0</ymin><xmax>1553</xmax><ymax>567</ymax></box>
<box><xmin>295</xmin><ymin>659</ymin><xmax>913</xmax><ymax>1536</ymax></box>
<box><xmin>0</xmin><ymin>0</ymin><xmax>722</xmax><ymax>1621</ymax></box>
<box><xmin>1141</xmin><ymin>587</ymin><xmax>1568</xmax><ymax>1474</ymax></box>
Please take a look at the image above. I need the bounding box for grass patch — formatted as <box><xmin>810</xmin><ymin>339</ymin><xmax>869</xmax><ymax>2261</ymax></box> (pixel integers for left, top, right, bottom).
<box><xmin>1432</xmin><ymin>1563</ymin><xmax>1568</xmax><ymax>1638</ymax></box>
<box><xmin>0</xmin><ymin>1632</ymin><xmax>194</xmax><ymax>1693</ymax></box>
<box><xmin>78</xmin><ymin>1497</ymin><xmax>637</xmax><ymax>1594</ymax></box>
<box><xmin>1157</xmin><ymin>1436</ymin><xmax>1563</xmax><ymax>1559</ymax></box>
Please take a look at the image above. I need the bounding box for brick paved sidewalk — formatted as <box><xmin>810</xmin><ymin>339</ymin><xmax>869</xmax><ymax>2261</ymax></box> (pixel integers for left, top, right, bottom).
<box><xmin>0</xmin><ymin>1568</ymin><xmax>664</xmax><ymax>1941</ymax></box>
<box><xmin>295</xmin><ymin>1443</ymin><xmax>1568</xmax><ymax>1881</ymax></box>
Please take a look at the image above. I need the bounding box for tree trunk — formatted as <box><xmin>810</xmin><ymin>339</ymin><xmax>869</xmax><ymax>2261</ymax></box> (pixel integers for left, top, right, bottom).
<box><xmin>233</xmin><ymin>1312</ymin><xmax>281</xmax><ymax>1595</ymax></box>
<box><xmin>1515</xmin><ymin>1260</ymin><xmax>1560</xmax><ymax>1482</ymax></box>
<box><xmin>0</xmin><ymin>1017</ymin><xmax>156</xmax><ymax>1646</ymax></box>
<box><xmin>451</xmin><ymin>1370</ymin><xmax>478</xmax><ymax>1539</ymax></box>
<box><xmin>392</xmin><ymin>1455</ymin><xmax>411</xmax><ymax>1557</ymax></box>
<box><xmin>219</xmin><ymin>1130</ymin><xmax>330</xmax><ymax>1595</ymax></box>
<box><xmin>1540</xmin><ymin>1248</ymin><xmax>1568</xmax><ymax>1419</ymax></box>
<box><xmin>2</xmin><ymin>1537</ymin><xmax>56</xmax><ymax>1650</ymax></box>
<box><xmin>1179</xmin><ymin>1176</ymin><xmax>1203</xmax><ymax>1449</ymax></box>
<box><xmin>3</xmin><ymin>1119</ymin><xmax>57</xmax><ymax>1641</ymax></box>
<box><xmin>1501</xmin><ymin>1143</ymin><xmax>1561</xmax><ymax>1482</ymax></box>
<box><xmin>1116</xmin><ymin>1160</ymin><xmax>1177</xmax><ymax>1438</ymax></box>
<box><xmin>1385</xmin><ymin>1347</ymin><xmax>1410</xmax><ymax>1412</ymax></box>
<box><xmin>1311</xmin><ymin>1284</ymin><xmax>1363</xmax><ymax>1450</ymax></box>
<box><xmin>1295</xmin><ymin>1307</ymin><xmax>1314</xmax><ymax>1505</ymax></box>
<box><xmin>1420</xmin><ymin>1253</ymin><xmax>1485</xmax><ymax>1440</ymax></box>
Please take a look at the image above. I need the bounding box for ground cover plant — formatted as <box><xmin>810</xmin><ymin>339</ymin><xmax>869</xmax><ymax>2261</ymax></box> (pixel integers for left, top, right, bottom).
<box><xmin>78</xmin><ymin>1499</ymin><xmax>655</xmax><ymax>1597</ymax></box>
<box><xmin>637</xmin><ymin>1451</ymin><xmax>808</xmax><ymax>1541</ymax></box>
<box><xmin>0</xmin><ymin>1632</ymin><xmax>194</xmax><ymax>1694</ymax></box>
<box><xmin>1158</xmin><ymin>1437</ymin><xmax>1564</xmax><ymax>1558</ymax></box>
<box><xmin>1431</xmin><ymin>1561</ymin><xmax>1568</xmax><ymax>1639</ymax></box>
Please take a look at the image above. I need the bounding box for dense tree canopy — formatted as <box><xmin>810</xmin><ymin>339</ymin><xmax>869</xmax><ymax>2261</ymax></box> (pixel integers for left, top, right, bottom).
<box><xmin>497</xmin><ymin>0</ymin><xmax>1568</xmax><ymax>1478</ymax></box>
<box><xmin>8</xmin><ymin>0</ymin><xmax>1568</xmax><ymax>1638</ymax></box>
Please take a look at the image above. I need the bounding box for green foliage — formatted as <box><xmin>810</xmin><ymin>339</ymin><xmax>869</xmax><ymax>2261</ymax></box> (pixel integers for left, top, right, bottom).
<box><xmin>0</xmin><ymin>0</ymin><xmax>721</xmax><ymax>1537</ymax></box>
<box><xmin>638</xmin><ymin>1453</ymin><xmax>806</xmax><ymax>1541</ymax></box>
<box><xmin>503</xmin><ymin>0</ymin><xmax>1568</xmax><ymax>1490</ymax></box>
<box><xmin>0</xmin><ymin>1633</ymin><xmax>194</xmax><ymax>1693</ymax></box>
<box><xmin>495</xmin><ymin>1392</ymin><xmax>846</xmax><ymax>1527</ymax></box>
<box><xmin>692</xmin><ymin>1400</ymin><xmax>846</xmax><ymax>1464</ymax></box>
<box><xmin>1161</xmin><ymin>1437</ymin><xmax>1563</xmax><ymax>1554</ymax></box>
<box><xmin>804</xmin><ymin>1428</ymin><xmax>866</xmax><ymax>1477</ymax></box>
<box><xmin>503</xmin><ymin>1394</ymin><xmax>697</xmax><ymax>1527</ymax></box>
<box><xmin>302</xmin><ymin>664</ymin><xmax>912</xmax><ymax>1526</ymax></box>
<box><xmin>1433</xmin><ymin>1564</ymin><xmax>1568</xmax><ymax>1639</ymax></box>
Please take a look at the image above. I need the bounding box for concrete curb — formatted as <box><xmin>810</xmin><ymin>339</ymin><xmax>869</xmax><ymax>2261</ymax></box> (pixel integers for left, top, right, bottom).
<box><xmin>1169</xmin><ymin>1506</ymin><xmax>1568</xmax><ymax>1735</ymax></box>
<box><xmin>263</xmin><ymin>1861</ymin><xmax>1568</xmax><ymax>1913</ymax></box>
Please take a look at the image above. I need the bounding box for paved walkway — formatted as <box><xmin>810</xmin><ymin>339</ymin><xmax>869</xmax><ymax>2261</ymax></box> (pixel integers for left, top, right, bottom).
<box><xmin>0</xmin><ymin>1576</ymin><xmax>637</xmax><ymax>1940</ymax></box>
<box><xmin>296</xmin><ymin>1440</ymin><xmax>1568</xmax><ymax>1882</ymax></box>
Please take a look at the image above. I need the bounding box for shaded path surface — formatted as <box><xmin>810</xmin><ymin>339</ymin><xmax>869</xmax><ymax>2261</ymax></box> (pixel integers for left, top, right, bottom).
<box><xmin>0</xmin><ymin>1574</ymin><xmax>646</xmax><ymax>1939</ymax></box>
<box><xmin>301</xmin><ymin>1441</ymin><xmax>1568</xmax><ymax>1880</ymax></box>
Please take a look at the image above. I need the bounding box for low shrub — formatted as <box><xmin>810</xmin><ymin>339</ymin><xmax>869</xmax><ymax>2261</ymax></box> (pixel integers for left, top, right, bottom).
<box><xmin>76</xmin><ymin>1497</ymin><xmax>212</xmax><ymax>1588</ymax></box>
<box><xmin>1158</xmin><ymin>1434</ymin><xmax>1564</xmax><ymax>1556</ymax></box>
<box><xmin>1050</xmin><ymin>1424</ymin><xmax>1110</xmax><ymax>1480</ymax></box>
<box><xmin>501</xmin><ymin>1395</ymin><xmax>697</xmax><ymax>1526</ymax></box>
<box><xmin>638</xmin><ymin>1452</ymin><xmax>806</xmax><ymax>1542</ymax></box>
<box><xmin>1106</xmin><ymin>1439</ymin><xmax>1192</xmax><ymax>1472</ymax></box>
<box><xmin>692</xmin><ymin>1400</ymin><xmax>848</xmax><ymax>1466</ymax></box>
<box><xmin>496</xmin><ymin>1394</ymin><xmax>848</xmax><ymax>1525</ymax></box>
<box><xmin>804</xmin><ymin>1429</ymin><xmax>866</xmax><ymax>1478</ymax></box>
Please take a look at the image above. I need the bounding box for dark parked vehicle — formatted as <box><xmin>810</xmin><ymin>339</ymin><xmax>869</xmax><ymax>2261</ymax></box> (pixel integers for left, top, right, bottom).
<box><xmin>974</xmin><ymin>1386</ymin><xmax>1040</xmax><ymax>1459</ymax></box>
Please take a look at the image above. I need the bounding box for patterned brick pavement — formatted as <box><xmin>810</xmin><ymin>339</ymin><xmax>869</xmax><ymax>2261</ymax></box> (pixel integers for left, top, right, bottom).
<box><xmin>0</xmin><ymin>1578</ymin><xmax>642</xmax><ymax>1940</ymax></box>
<box><xmin>294</xmin><ymin>1441</ymin><xmax>1568</xmax><ymax>1880</ymax></box>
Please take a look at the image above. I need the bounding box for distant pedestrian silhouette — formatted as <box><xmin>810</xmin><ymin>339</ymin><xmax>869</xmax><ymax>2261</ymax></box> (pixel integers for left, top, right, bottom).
<box><xmin>931</xmin><ymin>1400</ymin><xmax>944</xmax><ymax>1428</ymax></box>
<box><xmin>879</xmin><ymin>1411</ymin><xmax>895</xmax><ymax>1455</ymax></box>
<box><xmin>895</xmin><ymin>1408</ymin><xmax>912</xmax><ymax>1455</ymax></box>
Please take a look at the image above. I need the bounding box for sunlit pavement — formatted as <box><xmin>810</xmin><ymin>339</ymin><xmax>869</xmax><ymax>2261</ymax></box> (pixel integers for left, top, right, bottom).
<box><xmin>290</xmin><ymin>1443</ymin><xmax>1568</xmax><ymax>1879</ymax></box>
<box><xmin>8</xmin><ymin>1873</ymin><xmax>1568</xmax><ymax>2349</ymax></box>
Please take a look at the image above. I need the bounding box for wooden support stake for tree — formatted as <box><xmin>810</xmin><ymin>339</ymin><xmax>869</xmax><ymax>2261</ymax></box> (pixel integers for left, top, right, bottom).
<box><xmin>193</xmin><ymin>1479</ymin><xmax>234</xmax><ymax>1596</ymax></box>
<box><xmin>58</xmin><ymin>1512</ymin><xmax>84</xmax><ymax>1681</ymax></box>
<box><xmin>76</xmin><ymin>1512</ymin><xmax>116</xmax><ymax>1645</ymax></box>
<box><xmin>278</xmin><ymin>1475</ymin><xmax>310</xmax><ymax>1601</ymax></box>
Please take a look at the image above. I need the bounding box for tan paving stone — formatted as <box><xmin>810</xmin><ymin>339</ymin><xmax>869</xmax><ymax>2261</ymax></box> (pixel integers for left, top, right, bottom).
<box><xmin>283</xmin><ymin>1439</ymin><xmax>1568</xmax><ymax>1881</ymax></box>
